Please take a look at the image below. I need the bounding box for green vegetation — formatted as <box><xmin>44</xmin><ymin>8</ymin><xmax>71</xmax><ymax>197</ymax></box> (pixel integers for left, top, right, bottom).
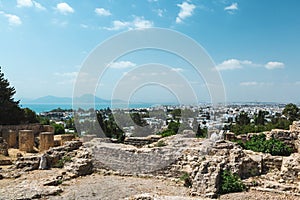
<box><xmin>224</xmin><ymin>104</ymin><xmax>299</xmax><ymax>135</ymax></box>
<box><xmin>154</xmin><ymin>140</ymin><xmax>167</xmax><ymax>147</ymax></box>
<box><xmin>283</xmin><ymin>103</ymin><xmax>300</xmax><ymax>122</ymax></box>
<box><xmin>196</xmin><ymin>125</ymin><xmax>208</xmax><ymax>138</ymax></box>
<box><xmin>96</xmin><ymin>108</ymin><xmax>125</xmax><ymax>142</ymax></box>
<box><xmin>54</xmin><ymin>156</ymin><xmax>72</xmax><ymax>168</ymax></box>
<box><xmin>159</xmin><ymin>120</ymin><xmax>180</xmax><ymax>137</ymax></box>
<box><xmin>237</xmin><ymin>134</ymin><xmax>292</xmax><ymax>156</ymax></box>
<box><xmin>0</xmin><ymin>67</ymin><xmax>23</xmax><ymax>125</ymax></box>
<box><xmin>180</xmin><ymin>172</ymin><xmax>192</xmax><ymax>188</ymax></box>
<box><xmin>51</xmin><ymin>123</ymin><xmax>65</xmax><ymax>135</ymax></box>
<box><xmin>220</xmin><ymin>170</ymin><xmax>246</xmax><ymax>194</ymax></box>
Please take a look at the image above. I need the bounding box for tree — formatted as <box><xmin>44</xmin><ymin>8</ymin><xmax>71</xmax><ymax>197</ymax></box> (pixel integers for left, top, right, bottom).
<box><xmin>236</xmin><ymin>111</ymin><xmax>250</xmax><ymax>126</ymax></box>
<box><xmin>283</xmin><ymin>103</ymin><xmax>299</xmax><ymax>122</ymax></box>
<box><xmin>0</xmin><ymin>67</ymin><xmax>24</xmax><ymax>125</ymax></box>
<box><xmin>254</xmin><ymin>110</ymin><xmax>267</xmax><ymax>125</ymax></box>
<box><xmin>23</xmin><ymin>108</ymin><xmax>39</xmax><ymax>123</ymax></box>
<box><xmin>196</xmin><ymin>124</ymin><xmax>207</xmax><ymax>138</ymax></box>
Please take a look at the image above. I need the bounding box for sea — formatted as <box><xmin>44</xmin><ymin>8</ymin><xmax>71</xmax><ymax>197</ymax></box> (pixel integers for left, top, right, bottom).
<box><xmin>20</xmin><ymin>103</ymin><xmax>164</xmax><ymax>114</ymax></box>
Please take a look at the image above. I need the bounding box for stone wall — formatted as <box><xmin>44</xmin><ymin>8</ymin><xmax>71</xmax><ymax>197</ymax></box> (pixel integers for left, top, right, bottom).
<box><xmin>124</xmin><ymin>135</ymin><xmax>162</xmax><ymax>147</ymax></box>
<box><xmin>0</xmin><ymin>124</ymin><xmax>45</xmax><ymax>137</ymax></box>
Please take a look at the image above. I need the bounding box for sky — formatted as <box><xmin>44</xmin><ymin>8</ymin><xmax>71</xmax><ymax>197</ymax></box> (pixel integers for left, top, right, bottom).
<box><xmin>0</xmin><ymin>0</ymin><xmax>300</xmax><ymax>104</ymax></box>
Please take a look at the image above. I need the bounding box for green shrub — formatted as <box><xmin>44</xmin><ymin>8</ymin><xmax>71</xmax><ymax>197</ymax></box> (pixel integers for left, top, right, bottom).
<box><xmin>53</xmin><ymin>156</ymin><xmax>72</xmax><ymax>168</ymax></box>
<box><xmin>220</xmin><ymin>170</ymin><xmax>246</xmax><ymax>194</ymax></box>
<box><xmin>180</xmin><ymin>172</ymin><xmax>192</xmax><ymax>187</ymax></box>
<box><xmin>237</xmin><ymin>134</ymin><xmax>292</xmax><ymax>156</ymax></box>
<box><xmin>51</xmin><ymin>123</ymin><xmax>65</xmax><ymax>135</ymax></box>
<box><xmin>159</xmin><ymin>129</ymin><xmax>176</xmax><ymax>137</ymax></box>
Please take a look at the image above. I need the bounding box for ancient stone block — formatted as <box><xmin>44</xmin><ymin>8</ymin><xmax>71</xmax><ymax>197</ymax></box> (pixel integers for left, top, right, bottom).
<box><xmin>39</xmin><ymin>132</ymin><xmax>54</xmax><ymax>152</ymax></box>
<box><xmin>2</xmin><ymin>130</ymin><xmax>17</xmax><ymax>148</ymax></box>
<box><xmin>0</xmin><ymin>137</ymin><xmax>9</xmax><ymax>156</ymax></box>
<box><xmin>19</xmin><ymin>130</ymin><xmax>34</xmax><ymax>153</ymax></box>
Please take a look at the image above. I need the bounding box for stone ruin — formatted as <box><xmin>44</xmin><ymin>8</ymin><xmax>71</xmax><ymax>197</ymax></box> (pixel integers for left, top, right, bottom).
<box><xmin>0</xmin><ymin>124</ymin><xmax>76</xmax><ymax>160</ymax></box>
<box><xmin>1</xmin><ymin>122</ymin><xmax>300</xmax><ymax>199</ymax></box>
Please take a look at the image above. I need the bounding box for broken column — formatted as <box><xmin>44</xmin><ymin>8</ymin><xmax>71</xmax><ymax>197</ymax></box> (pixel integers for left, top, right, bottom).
<box><xmin>19</xmin><ymin>130</ymin><xmax>34</xmax><ymax>153</ymax></box>
<box><xmin>39</xmin><ymin>132</ymin><xmax>54</xmax><ymax>152</ymax></box>
<box><xmin>0</xmin><ymin>137</ymin><xmax>9</xmax><ymax>156</ymax></box>
<box><xmin>2</xmin><ymin>130</ymin><xmax>17</xmax><ymax>148</ymax></box>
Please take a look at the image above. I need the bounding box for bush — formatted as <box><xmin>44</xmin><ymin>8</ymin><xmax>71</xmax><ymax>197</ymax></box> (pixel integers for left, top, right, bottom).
<box><xmin>180</xmin><ymin>172</ymin><xmax>192</xmax><ymax>187</ymax></box>
<box><xmin>53</xmin><ymin>156</ymin><xmax>72</xmax><ymax>168</ymax></box>
<box><xmin>220</xmin><ymin>170</ymin><xmax>246</xmax><ymax>194</ymax></box>
<box><xmin>237</xmin><ymin>134</ymin><xmax>292</xmax><ymax>156</ymax></box>
<box><xmin>51</xmin><ymin>123</ymin><xmax>65</xmax><ymax>135</ymax></box>
<box><xmin>159</xmin><ymin>129</ymin><xmax>176</xmax><ymax>137</ymax></box>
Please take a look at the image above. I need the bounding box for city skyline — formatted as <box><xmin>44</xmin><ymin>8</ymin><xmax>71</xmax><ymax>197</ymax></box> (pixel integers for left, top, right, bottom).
<box><xmin>1</xmin><ymin>0</ymin><xmax>300</xmax><ymax>103</ymax></box>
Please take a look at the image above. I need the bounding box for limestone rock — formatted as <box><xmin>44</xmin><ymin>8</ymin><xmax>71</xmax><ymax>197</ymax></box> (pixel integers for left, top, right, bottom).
<box><xmin>64</xmin><ymin>158</ymin><xmax>93</xmax><ymax>177</ymax></box>
<box><xmin>280</xmin><ymin>153</ymin><xmax>300</xmax><ymax>183</ymax></box>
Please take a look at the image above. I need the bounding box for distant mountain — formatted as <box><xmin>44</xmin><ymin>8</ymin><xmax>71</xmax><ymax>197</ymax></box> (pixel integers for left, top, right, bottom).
<box><xmin>21</xmin><ymin>95</ymin><xmax>125</xmax><ymax>104</ymax></box>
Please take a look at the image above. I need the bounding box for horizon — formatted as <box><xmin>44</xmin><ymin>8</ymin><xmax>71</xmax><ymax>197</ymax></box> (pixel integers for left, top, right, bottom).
<box><xmin>1</xmin><ymin>0</ymin><xmax>300</xmax><ymax>103</ymax></box>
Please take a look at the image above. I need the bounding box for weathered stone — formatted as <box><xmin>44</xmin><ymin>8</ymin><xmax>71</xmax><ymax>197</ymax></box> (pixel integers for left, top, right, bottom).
<box><xmin>2</xmin><ymin>130</ymin><xmax>17</xmax><ymax>148</ymax></box>
<box><xmin>60</xmin><ymin>134</ymin><xmax>75</xmax><ymax>145</ymax></box>
<box><xmin>64</xmin><ymin>158</ymin><xmax>93</xmax><ymax>176</ymax></box>
<box><xmin>280</xmin><ymin>153</ymin><xmax>300</xmax><ymax>183</ymax></box>
<box><xmin>19</xmin><ymin>130</ymin><xmax>35</xmax><ymax>153</ymax></box>
<box><xmin>124</xmin><ymin>135</ymin><xmax>162</xmax><ymax>147</ymax></box>
<box><xmin>39</xmin><ymin>132</ymin><xmax>54</xmax><ymax>152</ymax></box>
<box><xmin>15</xmin><ymin>156</ymin><xmax>40</xmax><ymax>171</ymax></box>
<box><xmin>39</xmin><ymin>154</ymin><xmax>49</xmax><ymax>170</ymax></box>
<box><xmin>262</xmin><ymin>154</ymin><xmax>282</xmax><ymax>174</ymax></box>
<box><xmin>82</xmin><ymin>134</ymin><xmax>97</xmax><ymax>143</ymax></box>
<box><xmin>0</xmin><ymin>137</ymin><xmax>8</xmax><ymax>156</ymax></box>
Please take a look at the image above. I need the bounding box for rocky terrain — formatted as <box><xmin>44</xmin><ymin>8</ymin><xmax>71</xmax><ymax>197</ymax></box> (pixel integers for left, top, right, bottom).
<box><xmin>1</xmin><ymin>122</ymin><xmax>300</xmax><ymax>199</ymax></box>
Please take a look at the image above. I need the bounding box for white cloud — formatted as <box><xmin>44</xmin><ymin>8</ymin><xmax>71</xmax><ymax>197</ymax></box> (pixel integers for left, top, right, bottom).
<box><xmin>56</xmin><ymin>3</ymin><xmax>74</xmax><ymax>15</ymax></box>
<box><xmin>265</xmin><ymin>61</ymin><xmax>285</xmax><ymax>70</ymax></box>
<box><xmin>105</xmin><ymin>16</ymin><xmax>153</xmax><ymax>31</ymax></box>
<box><xmin>17</xmin><ymin>0</ymin><xmax>46</xmax><ymax>10</ymax></box>
<box><xmin>133</xmin><ymin>17</ymin><xmax>153</xmax><ymax>29</ymax></box>
<box><xmin>216</xmin><ymin>59</ymin><xmax>252</xmax><ymax>71</ymax></box>
<box><xmin>33</xmin><ymin>1</ymin><xmax>46</xmax><ymax>10</ymax></box>
<box><xmin>109</xmin><ymin>61</ymin><xmax>136</xmax><ymax>69</ymax></box>
<box><xmin>176</xmin><ymin>1</ymin><xmax>196</xmax><ymax>24</ymax></box>
<box><xmin>240</xmin><ymin>81</ymin><xmax>258</xmax><ymax>86</ymax></box>
<box><xmin>17</xmin><ymin>0</ymin><xmax>33</xmax><ymax>7</ymax></box>
<box><xmin>0</xmin><ymin>11</ymin><xmax>22</xmax><ymax>26</ymax></box>
<box><xmin>105</xmin><ymin>20</ymin><xmax>130</xmax><ymax>31</ymax></box>
<box><xmin>95</xmin><ymin>8</ymin><xmax>111</xmax><ymax>16</ymax></box>
<box><xmin>156</xmin><ymin>9</ymin><xmax>163</xmax><ymax>17</ymax></box>
<box><xmin>224</xmin><ymin>3</ymin><xmax>238</xmax><ymax>11</ymax></box>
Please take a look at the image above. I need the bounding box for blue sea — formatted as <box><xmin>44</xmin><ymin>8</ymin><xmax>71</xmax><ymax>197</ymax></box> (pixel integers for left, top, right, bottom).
<box><xmin>20</xmin><ymin>103</ymin><xmax>162</xmax><ymax>113</ymax></box>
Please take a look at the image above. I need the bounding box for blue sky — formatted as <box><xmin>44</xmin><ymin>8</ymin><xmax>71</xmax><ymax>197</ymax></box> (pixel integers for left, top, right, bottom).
<box><xmin>0</xmin><ymin>0</ymin><xmax>300</xmax><ymax>103</ymax></box>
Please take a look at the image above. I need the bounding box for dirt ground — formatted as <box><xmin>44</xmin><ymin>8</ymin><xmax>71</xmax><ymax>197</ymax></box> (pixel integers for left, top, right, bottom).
<box><xmin>1</xmin><ymin>169</ymin><xmax>299</xmax><ymax>200</ymax></box>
